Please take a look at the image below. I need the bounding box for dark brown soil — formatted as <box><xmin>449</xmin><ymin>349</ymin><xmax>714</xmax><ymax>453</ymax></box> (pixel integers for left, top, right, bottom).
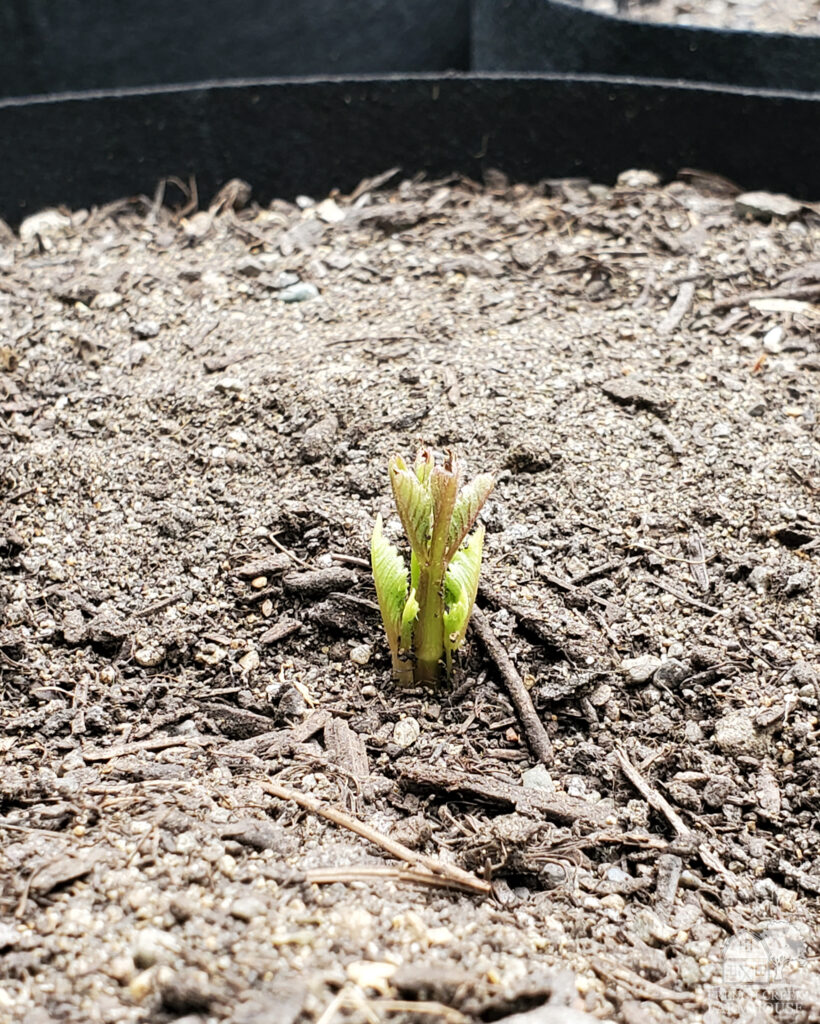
<box><xmin>1</xmin><ymin>166</ymin><xmax>819</xmax><ymax>1024</ymax></box>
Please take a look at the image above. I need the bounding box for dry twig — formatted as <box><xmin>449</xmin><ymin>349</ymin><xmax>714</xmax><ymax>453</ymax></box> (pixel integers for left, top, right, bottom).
<box><xmin>707</xmin><ymin>282</ymin><xmax>820</xmax><ymax>313</ymax></box>
<box><xmin>615</xmin><ymin>746</ymin><xmax>692</xmax><ymax>840</ymax></box>
<box><xmin>470</xmin><ymin>606</ymin><xmax>554</xmax><ymax>765</ymax></box>
<box><xmin>261</xmin><ymin>780</ymin><xmax>491</xmax><ymax>896</ymax></box>
<box><xmin>642</xmin><ymin>575</ymin><xmax>727</xmax><ymax>617</ymax></box>
<box><xmin>658</xmin><ymin>278</ymin><xmax>696</xmax><ymax>335</ymax></box>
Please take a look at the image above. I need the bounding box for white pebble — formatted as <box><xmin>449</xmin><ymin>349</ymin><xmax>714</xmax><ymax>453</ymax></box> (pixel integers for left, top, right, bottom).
<box><xmin>350</xmin><ymin>644</ymin><xmax>372</xmax><ymax>666</ymax></box>
<box><xmin>393</xmin><ymin>717</ymin><xmax>420</xmax><ymax>748</ymax></box>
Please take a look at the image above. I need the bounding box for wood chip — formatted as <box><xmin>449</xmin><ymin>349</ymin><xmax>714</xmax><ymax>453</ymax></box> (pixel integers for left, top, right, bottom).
<box><xmin>259</xmin><ymin>616</ymin><xmax>302</xmax><ymax>644</ymax></box>
<box><xmin>401</xmin><ymin>763</ymin><xmax>609</xmax><ymax>826</ymax></box>
<box><xmin>30</xmin><ymin>847</ymin><xmax>106</xmax><ymax>895</ymax></box>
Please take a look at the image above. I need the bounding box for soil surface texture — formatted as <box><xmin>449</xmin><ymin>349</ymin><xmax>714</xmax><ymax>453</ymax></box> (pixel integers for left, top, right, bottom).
<box><xmin>1</xmin><ymin>167</ymin><xmax>820</xmax><ymax>1024</ymax></box>
<box><xmin>571</xmin><ymin>0</ymin><xmax>820</xmax><ymax>35</ymax></box>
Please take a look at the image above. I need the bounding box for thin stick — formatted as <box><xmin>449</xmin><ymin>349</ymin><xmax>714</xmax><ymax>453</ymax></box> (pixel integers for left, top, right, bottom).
<box><xmin>314</xmin><ymin>990</ymin><xmax>347</xmax><ymax>1024</ymax></box>
<box><xmin>376</xmin><ymin>1001</ymin><xmax>469</xmax><ymax>1023</ymax></box>
<box><xmin>81</xmin><ymin>736</ymin><xmax>209</xmax><ymax>762</ymax></box>
<box><xmin>470</xmin><ymin>606</ymin><xmax>554</xmax><ymax>765</ymax></box>
<box><xmin>642</xmin><ymin>575</ymin><xmax>727</xmax><ymax>617</ymax></box>
<box><xmin>305</xmin><ymin>864</ymin><xmax>484</xmax><ymax>894</ymax></box>
<box><xmin>329</xmin><ymin>552</ymin><xmax>370</xmax><ymax>569</ymax></box>
<box><xmin>707</xmin><ymin>282</ymin><xmax>820</xmax><ymax>313</ymax></box>
<box><xmin>615</xmin><ymin>746</ymin><xmax>691</xmax><ymax>840</ymax></box>
<box><xmin>133</xmin><ymin>591</ymin><xmax>186</xmax><ymax>619</ymax></box>
<box><xmin>658</xmin><ymin>279</ymin><xmax>695</xmax><ymax>335</ymax></box>
<box><xmin>260</xmin><ymin>780</ymin><xmax>491</xmax><ymax>896</ymax></box>
<box><xmin>591</xmin><ymin>956</ymin><xmax>699</xmax><ymax>1004</ymax></box>
<box><xmin>268</xmin><ymin>534</ymin><xmax>312</xmax><ymax>569</ymax></box>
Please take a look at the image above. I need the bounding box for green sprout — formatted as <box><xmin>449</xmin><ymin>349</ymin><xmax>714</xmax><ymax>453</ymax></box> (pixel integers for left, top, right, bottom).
<box><xmin>371</xmin><ymin>448</ymin><xmax>494</xmax><ymax>686</ymax></box>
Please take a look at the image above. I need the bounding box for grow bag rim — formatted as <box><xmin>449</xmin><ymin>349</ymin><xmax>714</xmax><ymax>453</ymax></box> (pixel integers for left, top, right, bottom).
<box><xmin>3</xmin><ymin>69</ymin><xmax>819</xmax><ymax>111</ymax></box>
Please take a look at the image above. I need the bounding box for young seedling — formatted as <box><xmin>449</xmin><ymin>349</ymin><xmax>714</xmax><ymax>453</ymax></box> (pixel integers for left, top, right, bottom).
<box><xmin>371</xmin><ymin>448</ymin><xmax>494</xmax><ymax>686</ymax></box>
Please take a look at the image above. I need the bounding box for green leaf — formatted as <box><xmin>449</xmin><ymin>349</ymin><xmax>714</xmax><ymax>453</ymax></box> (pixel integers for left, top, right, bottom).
<box><xmin>389</xmin><ymin>455</ymin><xmax>433</xmax><ymax>556</ymax></box>
<box><xmin>370</xmin><ymin>514</ymin><xmax>408</xmax><ymax>657</ymax></box>
<box><xmin>443</xmin><ymin>524</ymin><xmax>485</xmax><ymax>671</ymax></box>
<box><xmin>400</xmin><ymin>588</ymin><xmax>419</xmax><ymax>651</ymax></box>
<box><xmin>446</xmin><ymin>473</ymin><xmax>494</xmax><ymax>560</ymax></box>
<box><xmin>429</xmin><ymin>458</ymin><xmax>459</xmax><ymax>556</ymax></box>
<box><xmin>414</xmin><ymin>448</ymin><xmax>433</xmax><ymax>486</ymax></box>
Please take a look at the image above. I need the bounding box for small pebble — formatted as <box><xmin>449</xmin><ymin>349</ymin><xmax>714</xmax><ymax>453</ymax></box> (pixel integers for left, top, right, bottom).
<box><xmin>227</xmin><ymin>427</ymin><xmax>249</xmax><ymax>445</ymax></box>
<box><xmin>273</xmin><ymin>271</ymin><xmax>300</xmax><ymax>289</ymax></box>
<box><xmin>217</xmin><ymin>854</ymin><xmax>237</xmax><ymax>878</ymax></box>
<box><xmin>238</xmin><ymin>649</ymin><xmax>260</xmax><ymax>673</ymax></box>
<box><xmin>132</xmin><ymin>320</ymin><xmax>160</xmax><ymax>339</ymax></box>
<box><xmin>654</xmin><ymin>658</ymin><xmax>690</xmax><ymax>688</ymax></box>
<box><xmin>621</xmin><ymin>654</ymin><xmax>661</xmax><ymax>683</ymax></box>
<box><xmin>182</xmin><ymin>210</ymin><xmax>213</xmax><ymax>242</ymax></box>
<box><xmin>735</xmin><ymin>191</ymin><xmax>802</xmax><ymax>221</ymax></box>
<box><xmin>617</xmin><ymin>169</ymin><xmax>660</xmax><ymax>188</ymax></box>
<box><xmin>230</xmin><ymin>896</ymin><xmax>266</xmax><ymax>922</ymax></box>
<box><xmin>19</xmin><ymin>208</ymin><xmax>72</xmax><ymax>245</ymax></box>
<box><xmin>279</xmin><ymin>282</ymin><xmax>319</xmax><ymax>303</ymax></box>
<box><xmin>350</xmin><ymin>644</ymin><xmax>372</xmax><ymax>666</ymax></box>
<box><xmin>566</xmin><ymin>775</ymin><xmax>586</xmax><ymax>798</ymax></box>
<box><xmin>128</xmin><ymin>341</ymin><xmax>152</xmax><ymax>366</ymax></box>
<box><xmin>107</xmin><ymin>955</ymin><xmax>135</xmax><ymax>984</ymax></box>
<box><xmin>677</xmin><ymin>955</ymin><xmax>701</xmax><ymax>987</ymax></box>
<box><xmin>784</xmin><ymin>569</ymin><xmax>812</xmax><ymax>596</ymax></box>
<box><xmin>713</xmin><ymin>711</ymin><xmax>765</xmax><ymax>756</ymax></box>
<box><xmin>94</xmin><ymin>291</ymin><xmax>124</xmax><ymax>310</ymax></box>
<box><xmin>762</xmin><ymin>325</ymin><xmax>783</xmax><ymax>353</ymax></box>
<box><xmin>134</xmin><ymin>644</ymin><xmax>165</xmax><ymax>668</ymax></box>
<box><xmin>522</xmin><ymin>764</ymin><xmax>554</xmax><ymax>792</ymax></box>
<box><xmin>315</xmin><ymin>198</ymin><xmax>346</xmax><ymax>224</ymax></box>
<box><xmin>393</xmin><ymin>717</ymin><xmax>421</xmax><ymax>748</ymax></box>
<box><xmin>129</xmin><ymin>968</ymin><xmax>156</xmax><ymax>1002</ymax></box>
<box><xmin>133</xmin><ymin>928</ymin><xmax>180</xmax><ymax>968</ymax></box>
<box><xmin>236</xmin><ymin>257</ymin><xmax>264</xmax><ymax>277</ymax></box>
<box><xmin>634</xmin><ymin>909</ymin><xmax>677</xmax><ymax>945</ymax></box>
<box><xmin>169</xmin><ymin>895</ymin><xmax>198</xmax><ymax>923</ymax></box>
<box><xmin>748</xmin><ymin>566</ymin><xmax>772</xmax><ymax>593</ymax></box>
<box><xmin>195</xmin><ymin>643</ymin><xmax>227</xmax><ymax>665</ymax></box>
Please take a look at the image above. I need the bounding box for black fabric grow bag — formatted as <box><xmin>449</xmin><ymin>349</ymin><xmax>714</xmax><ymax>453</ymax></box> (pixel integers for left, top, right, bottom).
<box><xmin>1</xmin><ymin>1</ymin><xmax>819</xmax><ymax>223</ymax></box>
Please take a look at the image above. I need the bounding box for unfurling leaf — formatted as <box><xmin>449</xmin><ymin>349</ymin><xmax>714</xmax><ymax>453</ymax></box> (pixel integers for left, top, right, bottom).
<box><xmin>370</xmin><ymin>514</ymin><xmax>408</xmax><ymax>655</ymax></box>
<box><xmin>429</xmin><ymin>459</ymin><xmax>459</xmax><ymax>550</ymax></box>
<box><xmin>400</xmin><ymin>588</ymin><xmax>419</xmax><ymax>651</ymax></box>
<box><xmin>446</xmin><ymin>473</ymin><xmax>495</xmax><ymax>560</ymax></box>
<box><xmin>389</xmin><ymin>455</ymin><xmax>433</xmax><ymax>556</ymax></box>
<box><xmin>414</xmin><ymin>448</ymin><xmax>433</xmax><ymax>486</ymax></box>
<box><xmin>443</xmin><ymin>524</ymin><xmax>485</xmax><ymax>673</ymax></box>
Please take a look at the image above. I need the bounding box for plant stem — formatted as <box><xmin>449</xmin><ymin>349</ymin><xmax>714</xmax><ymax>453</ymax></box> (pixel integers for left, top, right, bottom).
<box><xmin>413</xmin><ymin>559</ymin><xmax>445</xmax><ymax>684</ymax></box>
<box><xmin>391</xmin><ymin>650</ymin><xmax>415</xmax><ymax>687</ymax></box>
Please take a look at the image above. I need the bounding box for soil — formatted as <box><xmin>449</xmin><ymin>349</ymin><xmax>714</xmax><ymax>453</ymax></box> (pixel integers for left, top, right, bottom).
<box><xmin>2</xmin><ymin>162</ymin><xmax>820</xmax><ymax>1024</ymax></box>
<box><xmin>570</xmin><ymin>0</ymin><xmax>820</xmax><ymax>35</ymax></box>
